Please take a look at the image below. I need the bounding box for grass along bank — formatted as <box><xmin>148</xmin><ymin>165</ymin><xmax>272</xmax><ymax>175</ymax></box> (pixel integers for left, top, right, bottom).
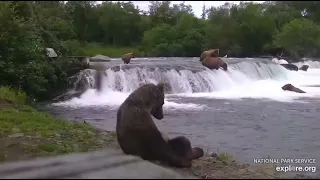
<box><xmin>81</xmin><ymin>43</ymin><xmax>142</xmax><ymax>57</ymax></box>
<box><xmin>0</xmin><ymin>87</ymin><xmax>313</xmax><ymax>179</ymax></box>
<box><xmin>0</xmin><ymin>86</ymin><xmax>118</xmax><ymax>162</ymax></box>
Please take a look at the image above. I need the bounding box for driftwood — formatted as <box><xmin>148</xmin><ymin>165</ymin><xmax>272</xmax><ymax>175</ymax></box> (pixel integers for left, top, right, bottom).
<box><xmin>0</xmin><ymin>148</ymin><xmax>196</xmax><ymax>179</ymax></box>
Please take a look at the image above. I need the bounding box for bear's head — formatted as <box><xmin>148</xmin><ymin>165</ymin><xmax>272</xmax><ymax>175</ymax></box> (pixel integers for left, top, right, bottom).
<box><xmin>129</xmin><ymin>52</ymin><xmax>136</xmax><ymax>58</ymax></box>
<box><xmin>210</xmin><ymin>49</ymin><xmax>219</xmax><ymax>57</ymax></box>
<box><xmin>221</xmin><ymin>62</ymin><xmax>228</xmax><ymax>71</ymax></box>
<box><xmin>150</xmin><ymin>82</ymin><xmax>165</xmax><ymax>120</ymax></box>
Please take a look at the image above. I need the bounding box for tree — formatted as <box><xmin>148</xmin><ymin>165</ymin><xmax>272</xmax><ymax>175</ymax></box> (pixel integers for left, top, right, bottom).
<box><xmin>273</xmin><ymin>18</ymin><xmax>320</xmax><ymax>58</ymax></box>
<box><xmin>201</xmin><ymin>3</ymin><xmax>206</xmax><ymax>19</ymax></box>
<box><xmin>2</xmin><ymin>0</ymin><xmax>320</xmax><ymax>100</ymax></box>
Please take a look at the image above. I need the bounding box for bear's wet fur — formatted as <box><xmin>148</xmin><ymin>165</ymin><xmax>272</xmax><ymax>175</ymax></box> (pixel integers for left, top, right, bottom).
<box><xmin>200</xmin><ymin>49</ymin><xmax>219</xmax><ymax>62</ymax></box>
<box><xmin>116</xmin><ymin>82</ymin><xmax>203</xmax><ymax>168</ymax></box>
<box><xmin>202</xmin><ymin>57</ymin><xmax>228</xmax><ymax>71</ymax></box>
<box><xmin>121</xmin><ymin>52</ymin><xmax>136</xmax><ymax>64</ymax></box>
<box><xmin>161</xmin><ymin>132</ymin><xmax>204</xmax><ymax>161</ymax></box>
<box><xmin>167</xmin><ymin>136</ymin><xmax>204</xmax><ymax>161</ymax></box>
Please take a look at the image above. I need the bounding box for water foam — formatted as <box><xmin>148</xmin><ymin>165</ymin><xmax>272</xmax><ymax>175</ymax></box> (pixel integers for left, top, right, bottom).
<box><xmin>52</xmin><ymin>59</ymin><xmax>320</xmax><ymax>109</ymax></box>
<box><xmin>293</xmin><ymin>60</ymin><xmax>320</xmax><ymax>69</ymax></box>
<box><xmin>53</xmin><ymin>89</ymin><xmax>207</xmax><ymax>110</ymax></box>
<box><xmin>177</xmin><ymin>69</ymin><xmax>320</xmax><ymax>102</ymax></box>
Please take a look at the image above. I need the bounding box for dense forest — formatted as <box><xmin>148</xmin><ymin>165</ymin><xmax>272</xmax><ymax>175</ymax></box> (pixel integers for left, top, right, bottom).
<box><xmin>1</xmin><ymin>1</ymin><xmax>320</xmax><ymax>100</ymax></box>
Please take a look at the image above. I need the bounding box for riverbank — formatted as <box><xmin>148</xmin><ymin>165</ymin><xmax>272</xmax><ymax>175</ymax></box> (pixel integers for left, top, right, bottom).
<box><xmin>0</xmin><ymin>86</ymin><xmax>313</xmax><ymax>179</ymax></box>
<box><xmin>0</xmin><ymin>86</ymin><xmax>118</xmax><ymax>162</ymax></box>
<box><xmin>80</xmin><ymin>43</ymin><xmax>142</xmax><ymax>57</ymax></box>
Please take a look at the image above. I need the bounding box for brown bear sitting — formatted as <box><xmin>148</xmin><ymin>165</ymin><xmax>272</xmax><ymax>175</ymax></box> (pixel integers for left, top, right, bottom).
<box><xmin>121</xmin><ymin>52</ymin><xmax>136</xmax><ymax>64</ymax></box>
<box><xmin>116</xmin><ymin>82</ymin><xmax>204</xmax><ymax>168</ymax></box>
<box><xmin>200</xmin><ymin>49</ymin><xmax>219</xmax><ymax>62</ymax></box>
<box><xmin>202</xmin><ymin>57</ymin><xmax>228</xmax><ymax>71</ymax></box>
<box><xmin>282</xmin><ymin>84</ymin><xmax>306</xmax><ymax>93</ymax></box>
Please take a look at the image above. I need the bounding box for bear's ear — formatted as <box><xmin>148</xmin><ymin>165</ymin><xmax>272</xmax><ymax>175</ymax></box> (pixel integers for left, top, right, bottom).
<box><xmin>157</xmin><ymin>81</ymin><xmax>165</xmax><ymax>92</ymax></box>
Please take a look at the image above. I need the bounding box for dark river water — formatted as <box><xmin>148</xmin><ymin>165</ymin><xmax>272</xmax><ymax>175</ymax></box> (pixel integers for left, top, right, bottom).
<box><xmin>39</xmin><ymin>57</ymin><xmax>320</xmax><ymax>176</ymax></box>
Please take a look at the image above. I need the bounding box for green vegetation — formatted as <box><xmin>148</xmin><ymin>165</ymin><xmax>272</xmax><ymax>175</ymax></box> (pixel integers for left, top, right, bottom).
<box><xmin>216</xmin><ymin>152</ymin><xmax>233</xmax><ymax>161</ymax></box>
<box><xmin>81</xmin><ymin>44</ymin><xmax>140</xmax><ymax>57</ymax></box>
<box><xmin>0</xmin><ymin>87</ymin><xmax>118</xmax><ymax>162</ymax></box>
<box><xmin>1</xmin><ymin>1</ymin><xmax>320</xmax><ymax>100</ymax></box>
<box><xmin>0</xmin><ymin>87</ymin><xmax>27</xmax><ymax>105</ymax></box>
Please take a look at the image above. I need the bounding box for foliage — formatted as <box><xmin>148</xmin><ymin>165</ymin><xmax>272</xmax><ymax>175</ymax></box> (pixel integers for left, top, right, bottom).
<box><xmin>273</xmin><ymin>18</ymin><xmax>320</xmax><ymax>58</ymax></box>
<box><xmin>0</xmin><ymin>88</ymin><xmax>118</xmax><ymax>162</ymax></box>
<box><xmin>0</xmin><ymin>86</ymin><xmax>27</xmax><ymax>104</ymax></box>
<box><xmin>1</xmin><ymin>1</ymin><xmax>320</xmax><ymax>100</ymax></box>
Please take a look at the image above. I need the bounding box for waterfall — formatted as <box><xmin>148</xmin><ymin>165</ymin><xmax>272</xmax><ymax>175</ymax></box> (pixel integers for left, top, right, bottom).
<box><xmin>53</xmin><ymin>58</ymin><xmax>320</xmax><ymax>106</ymax></box>
<box><xmin>77</xmin><ymin>60</ymin><xmax>289</xmax><ymax>94</ymax></box>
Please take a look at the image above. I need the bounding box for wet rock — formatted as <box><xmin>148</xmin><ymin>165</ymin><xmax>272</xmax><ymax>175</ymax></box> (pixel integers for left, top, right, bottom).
<box><xmin>282</xmin><ymin>84</ymin><xmax>306</xmax><ymax>93</ymax></box>
<box><xmin>164</xmin><ymin>81</ymin><xmax>173</xmax><ymax>94</ymax></box>
<box><xmin>90</xmin><ymin>54</ymin><xmax>111</xmax><ymax>62</ymax></box>
<box><xmin>209</xmin><ymin>152</ymin><xmax>218</xmax><ymax>158</ymax></box>
<box><xmin>280</xmin><ymin>63</ymin><xmax>298</xmax><ymax>71</ymax></box>
<box><xmin>52</xmin><ymin>91</ymin><xmax>83</xmax><ymax>102</ymax></box>
<box><xmin>299</xmin><ymin>65</ymin><xmax>309</xmax><ymax>71</ymax></box>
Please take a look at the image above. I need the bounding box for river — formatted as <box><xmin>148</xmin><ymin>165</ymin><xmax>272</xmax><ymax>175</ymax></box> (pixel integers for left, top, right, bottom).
<box><xmin>40</xmin><ymin>57</ymin><xmax>320</xmax><ymax>176</ymax></box>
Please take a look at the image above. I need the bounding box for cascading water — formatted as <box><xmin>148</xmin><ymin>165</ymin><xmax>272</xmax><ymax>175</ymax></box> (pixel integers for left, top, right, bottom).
<box><xmin>93</xmin><ymin>60</ymin><xmax>289</xmax><ymax>94</ymax></box>
<box><xmin>293</xmin><ymin>60</ymin><xmax>320</xmax><ymax>69</ymax></box>
<box><xmin>69</xmin><ymin>69</ymin><xmax>96</xmax><ymax>91</ymax></box>
<box><xmin>53</xmin><ymin>58</ymin><xmax>320</xmax><ymax>107</ymax></box>
<box><xmin>52</xmin><ymin>69</ymin><xmax>97</xmax><ymax>102</ymax></box>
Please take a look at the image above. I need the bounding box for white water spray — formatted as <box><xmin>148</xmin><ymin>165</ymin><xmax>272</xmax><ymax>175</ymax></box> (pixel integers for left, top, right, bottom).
<box><xmin>53</xmin><ymin>59</ymin><xmax>320</xmax><ymax>109</ymax></box>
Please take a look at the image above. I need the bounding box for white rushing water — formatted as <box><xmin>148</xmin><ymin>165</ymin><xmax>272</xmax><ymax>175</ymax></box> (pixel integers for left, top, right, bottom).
<box><xmin>53</xmin><ymin>58</ymin><xmax>320</xmax><ymax>110</ymax></box>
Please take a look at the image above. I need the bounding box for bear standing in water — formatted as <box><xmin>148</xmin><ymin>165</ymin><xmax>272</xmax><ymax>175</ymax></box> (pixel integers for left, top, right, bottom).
<box><xmin>116</xmin><ymin>82</ymin><xmax>204</xmax><ymax>168</ymax></box>
<box><xmin>121</xmin><ymin>52</ymin><xmax>136</xmax><ymax>64</ymax></box>
<box><xmin>199</xmin><ymin>49</ymin><xmax>220</xmax><ymax>62</ymax></box>
<box><xmin>200</xmin><ymin>49</ymin><xmax>228</xmax><ymax>71</ymax></box>
<box><xmin>202</xmin><ymin>57</ymin><xmax>228</xmax><ymax>71</ymax></box>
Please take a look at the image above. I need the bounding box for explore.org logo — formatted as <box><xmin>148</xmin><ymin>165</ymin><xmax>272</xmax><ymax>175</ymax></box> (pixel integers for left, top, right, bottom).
<box><xmin>276</xmin><ymin>165</ymin><xmax>316</xmax><ymax>173</ymax></box>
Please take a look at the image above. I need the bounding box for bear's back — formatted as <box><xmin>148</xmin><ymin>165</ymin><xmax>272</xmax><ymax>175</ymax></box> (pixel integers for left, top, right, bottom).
<box><xmin>116</xmin><ymin>103</ymin><xmax>157</xmax><ymax>133</ymax></box>
<box><xmin>116</xmin><ymin>84</ymin><xmax>161</xmax><ymax>144</ymax></box>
